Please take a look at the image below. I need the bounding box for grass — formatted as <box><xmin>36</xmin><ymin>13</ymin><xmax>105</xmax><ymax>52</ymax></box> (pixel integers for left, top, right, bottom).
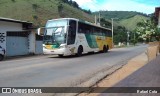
<box><xmin>0</xmin><ymin>0</ymin><xmax>94</xmax><ymax>26</ymax></box>
<box><xmin>119</xmin><ymin>15</ymin><xmax>149</xmax><ymax>31</ymax></box>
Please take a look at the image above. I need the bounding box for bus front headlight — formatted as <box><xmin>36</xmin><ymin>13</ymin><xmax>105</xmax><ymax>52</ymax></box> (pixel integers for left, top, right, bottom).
<box><xmin>59</xmin><ymin>44</ymin><xmax>67</xmax><ymax>48</ymax></box>
<box><xmin>43</xmin><ymin>44</ymin><xmax>47</xmax><ymax>49</ymax></box>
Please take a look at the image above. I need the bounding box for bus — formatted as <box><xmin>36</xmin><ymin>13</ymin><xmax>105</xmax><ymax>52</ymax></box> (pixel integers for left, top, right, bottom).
<box><xmin>38</xmin><ymin>18</ymin><xmax>112</xmax><ymax>57</ymax></box>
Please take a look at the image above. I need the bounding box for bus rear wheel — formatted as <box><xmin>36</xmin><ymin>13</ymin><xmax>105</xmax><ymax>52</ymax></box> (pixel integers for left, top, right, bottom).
<box><xmin>103</xmin><ymin>45</ymin><xmax>109</xmax><ymax>53</ymax></box>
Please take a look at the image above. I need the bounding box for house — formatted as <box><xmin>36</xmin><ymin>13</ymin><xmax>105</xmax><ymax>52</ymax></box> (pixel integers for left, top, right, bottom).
<box><xmin>0</xmin><ymin>17</ymin><xmax>43</xmax><ymax>56</ymax></box>
<box><xmin>155</xmin><ymin>7</ymin><xmax>160</xmax><ymax>28</ymax></box>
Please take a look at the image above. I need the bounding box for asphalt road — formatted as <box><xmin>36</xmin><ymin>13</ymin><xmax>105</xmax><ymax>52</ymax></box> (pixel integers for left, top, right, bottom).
<box><xmin>0</xmin><ymin>45</ymin><xmax>147</xmax><ymax>88</ymax></box>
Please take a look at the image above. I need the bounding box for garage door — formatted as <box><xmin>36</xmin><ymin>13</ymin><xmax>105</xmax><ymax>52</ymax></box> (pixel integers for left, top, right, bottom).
<box><xmin>6</xmin><ymin>31</ymin><xmax>29</xmax><ymax>56</ymax></box>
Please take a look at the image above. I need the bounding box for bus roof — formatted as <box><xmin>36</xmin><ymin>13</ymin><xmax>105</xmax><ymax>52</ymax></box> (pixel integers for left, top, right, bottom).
<box><xmin>48</xmin><ymin>18</ymin><xmax>112</xmax><ymax>31</ymax></box>
<box><xmin>48</xmin><ymin>18</ymin><xmax>78</xmax><ymax>22</ymax></box>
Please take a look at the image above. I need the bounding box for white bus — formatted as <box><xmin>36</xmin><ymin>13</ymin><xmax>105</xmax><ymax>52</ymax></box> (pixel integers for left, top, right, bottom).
<box><xmin>38</xmin><ymin>18</ymin><xmax>112</xmax><ymax>57</ymax></box>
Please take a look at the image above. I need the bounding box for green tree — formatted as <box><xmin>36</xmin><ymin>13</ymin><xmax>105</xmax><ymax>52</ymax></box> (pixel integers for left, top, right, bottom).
<box><xmin>11</xmin><ymin>0</ymin><xmax>16</xmax><ymax>2</ymax></box>
<box><xmin>32</xmin><ymin>4</ymin><xmax>38</xmax><ymax>11</ymax></box>
<box><xmin>61</xmin><ymin>0</ymin><xmax>69</xmax><ymax>3</ymax></box>
<box><xmin>32</xmin><ymin>15</ymin><xmax>38</xmax><ymax>20</ymax></box>
<box><xmin>58</xmin><ymin>3</ymin><xmax>63</xmax><ymax>12</ymax></box>
<box><xmin>100</xmin><ymin>18</ymin><xmax>111</xmax><ymax>28</ymax></box>
<box><xmin>114</xmin><ymin>26</ymin><xmax>127</xmax><ymax>44</ymax></box>
<box><xmin>58</xmin><ymin>3</ymin><xmax>65</xmax><ymax>17</ymax></box>
<box><xmin>136</xmin><ymin>19</ymin><xmax>159</xmax><ymax>42</ymax></box>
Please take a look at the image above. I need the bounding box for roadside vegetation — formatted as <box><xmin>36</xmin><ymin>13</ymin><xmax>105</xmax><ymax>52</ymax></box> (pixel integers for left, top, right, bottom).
<box><xmin>94</xmin><ymin>11</ymin><xmax>150</xmax><ymax>45</ymax></box>
<box><xmin>135</xmin><ymin>14</ymin><xmax>160</xmax><ymax>42</ymax></box>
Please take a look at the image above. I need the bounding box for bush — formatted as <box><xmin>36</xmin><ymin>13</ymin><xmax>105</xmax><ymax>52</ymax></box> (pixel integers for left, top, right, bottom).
<box><xmin>58</xmin><ymin>3</ymin><xmax>63</xmax><ymax>13</ymax></box>
<box><xmin>32</xmin><ymin>4</ymin><xmax>38</xmax><ymax>11</ymax></box>
<box><xmin>32</xmin><ymin>15</ymin><xmax>38</xmax><ymax>20</ymax></box>
<box><xmin>11</xmin><ymin>0</ymin><xmax>16</xmax><ymax>2</ymax></box>
<box><xmin>130</xmin><ymin>39</ymin><xmax>137</xmax><ymax>45</ymax></box>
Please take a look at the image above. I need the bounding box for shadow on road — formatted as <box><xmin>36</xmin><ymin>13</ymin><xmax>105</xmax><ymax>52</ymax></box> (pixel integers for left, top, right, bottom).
<box><xmin>48</xmin><ymin>51</ymin><xmax>111</xmax><ymax>59</ymax></box>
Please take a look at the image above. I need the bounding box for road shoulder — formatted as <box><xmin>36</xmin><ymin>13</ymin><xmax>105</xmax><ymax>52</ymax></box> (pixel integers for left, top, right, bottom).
<box><xmin>79</xmin><ymin>52</ymin><xmax>148</xmax><ymax>96</ymax></box>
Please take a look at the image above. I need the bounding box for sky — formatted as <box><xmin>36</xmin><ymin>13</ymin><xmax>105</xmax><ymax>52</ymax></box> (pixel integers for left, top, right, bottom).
<box><xmin>72</xmin><ymin>0</ymin><xmax>160</xmax><ymax>14</ymax></box>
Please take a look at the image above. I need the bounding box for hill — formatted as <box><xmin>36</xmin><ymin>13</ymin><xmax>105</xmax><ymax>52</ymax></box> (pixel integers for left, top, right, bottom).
<box><xmin>94</xmin><ymin>11</ymin><xmax>150</xmax><ymax>31</ymax></box>
<box><xmin>0</xmin><ymin>0</ymin><xmax>94</xmax><ymax>26</ymax></box>
<box><xmin>119</xmin><ymin>15</ymin><xmax>149</xmax><ymax>31</ymax></box>
<box><xmin>93</xmin><ymin>11</ymin><xmax>149</xmax><ymax>20</ymax></box>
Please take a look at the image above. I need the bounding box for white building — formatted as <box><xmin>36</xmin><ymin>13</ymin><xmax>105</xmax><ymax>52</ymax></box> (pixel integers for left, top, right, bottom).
<box><xmin>0</xmin><ymin>17</ymin><xmax>43</xmax><ymax>56</ymax></box>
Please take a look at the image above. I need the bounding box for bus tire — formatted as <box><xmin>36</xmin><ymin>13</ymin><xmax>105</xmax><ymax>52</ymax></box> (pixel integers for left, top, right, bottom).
<box><xmin>0</xmin><ymin>55</ymin><xmax>4</xmax><ymax>61</ymax></box>
<box><xmin>77</xmin><ymin>46</ymin><xmax>83</xmax><ymax>57</ymax></box>
<box><xmin>58</xmin><ymin>54</ymin><xmax>63</xmax><ymax>57</ymax></box>
<box><xmin>106</xmin><ymin>45</ymin><xmax>109</xmax><ymax>53</ymax></box>
<box><xmin>103</xmin><ymin>45</ymin><xmax>109</xmax><ymax>53</ymax></box>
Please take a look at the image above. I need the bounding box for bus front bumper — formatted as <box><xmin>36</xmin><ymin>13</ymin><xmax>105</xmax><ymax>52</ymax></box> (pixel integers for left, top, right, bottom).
<box><xmin>43</xmin><ymin>48</ymin><xmax>71</xmax><ymax>56</ymax></box>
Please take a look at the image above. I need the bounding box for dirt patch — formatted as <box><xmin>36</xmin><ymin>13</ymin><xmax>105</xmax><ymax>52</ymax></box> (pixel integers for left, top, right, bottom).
<box><xmin>96</xmin><ymin>53</ymin><xmax>148</xmax><ymax>87</ymax></box>
<box><xmin>78</xmin><ymin>53</ymin><xmax>148</xmax><ymax>96</ymax></box>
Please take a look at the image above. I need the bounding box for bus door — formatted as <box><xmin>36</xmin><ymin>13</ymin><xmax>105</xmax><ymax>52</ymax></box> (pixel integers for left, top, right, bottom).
<box><xmin>67</xmin><ymin>20</ymin><xmax>77</xmax><ymax>54</ymax></box>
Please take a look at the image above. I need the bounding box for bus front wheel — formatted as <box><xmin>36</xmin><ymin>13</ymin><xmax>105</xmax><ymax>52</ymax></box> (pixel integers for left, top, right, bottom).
<box><xmin>76</xmin><ymin>46</ymin><xmax>83</xmax><ymax>57</ymax></box>
<box><xmin>58</xmin><ymin>54</ymin><xmax>64</xmax><ymax>57</ymax></box>
<box><xmin>0</xmin><ymin>55</ymin><xmax>4</xmax><ymax>61</ymax></box>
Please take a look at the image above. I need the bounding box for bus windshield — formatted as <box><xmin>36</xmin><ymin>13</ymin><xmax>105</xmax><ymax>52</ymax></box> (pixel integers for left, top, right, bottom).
<box><xmin>44</xmin><ymin>19</ymin><xmax>68</xmax><ymax>47</ymax></box>
<box><xmin>43</xmin><ymin>26</ymin><xmax>66</xmax><ymax>45</ymax></box>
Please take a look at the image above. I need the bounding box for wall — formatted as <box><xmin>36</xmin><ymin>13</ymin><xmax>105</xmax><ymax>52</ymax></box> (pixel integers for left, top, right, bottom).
<box><xmin>28</xmin><ymin>29</ymin><xmax>43</xmax><ymax>54</ymax></box>
<box><xmin>28</xmin><ymin>30</ymin><xmax>36</xmax><ymax>54</ymax></box>
<box><xmin>0</xmin><ymin>20</ymin><xmax>43</xmax><ymax>56</ymax></box>
<box><xmin>35</xmin><ymin>33</ymin><xmax>43</xmax><ymax>54</ymax></box>
<box><xmin>148</xmin><ymin>41</ymin><xmax>160</xmax><ymax>61</ymax></box>
<box><xmin>0</xmin><ymin>21</ymin><xmax>22</xmax><ymax>50</ymax></box>
<box><xmin>35</xmin><ymin>41</ymin><xmax>43</xmax><ymax>54</ymax></box>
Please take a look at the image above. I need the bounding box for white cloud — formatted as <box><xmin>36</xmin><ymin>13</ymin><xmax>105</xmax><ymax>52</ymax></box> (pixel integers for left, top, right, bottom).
<box><xmin>72</xmin><ymin>0</ymin><xmax>95</xmax><ymax>6</ymax></box>
<box><xmin>101</xmin><ymin>0</ymin><xmax>155</xmax><ymax>14</ymax></box>
<box><xmin>72</xmin><ymin>0</ymin><xmax>156</xmax><ymax>14</ymax></box>
<box><xmin>72</xmin><ymin>0</ymin><xmax>98</xmax><ymax>10</ymax></box>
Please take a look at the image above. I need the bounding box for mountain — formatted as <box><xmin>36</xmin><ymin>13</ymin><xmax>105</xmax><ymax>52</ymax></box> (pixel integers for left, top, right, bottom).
<box><xmin>94</xmin><ymin>11</ymin><xmax>150</xmax><ymax>31</ymax></box>
<box><xmin>94</xmin><ymin>11</ymin><xmax>149</xmax><ymax>20</ymax></box>
<box><xmin>119</xmin><ymin>15</ymin><xmax>149</xmax><ymax>31</ymax></box>
<box><xmin>0</xmin><ymin>0</ymin><xmax>94</xmax><ymax>26</ymax></box>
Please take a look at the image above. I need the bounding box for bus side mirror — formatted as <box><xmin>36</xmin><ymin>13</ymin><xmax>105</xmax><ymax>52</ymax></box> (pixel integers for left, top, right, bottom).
<box><xmin>37</xmin><ymin>28</ymin><xmax>45</xmax><ymax>36</ymax></box>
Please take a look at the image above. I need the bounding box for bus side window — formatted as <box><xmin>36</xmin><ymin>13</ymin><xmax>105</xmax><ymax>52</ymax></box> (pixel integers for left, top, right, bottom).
<box><xmin>99</xmin><ymin>29</ymin><xmax>102</xmax><ymax>36</ymax></box>
<box><xmin>102</xmin><ymin>31</ymin><xmax>105</xmax><ymax>36</ymax></box>
<box><xmin>103</xmin><ymin>30</ymin><xmax>107</xmax><ymax>36</ymax></box>
<box><xmin>85</xmin><ymin>25</ymin><xmax>91</xmax><ymax>34</ymax></box>
<box><xmin>78</xmin><ymin>22</ymin><xmax>81</xmax><ymax>33</ymax></box>
<box><xmin>79</xmin><ymin>29</ymin><xmax>82</xmax><ymax>33</ymax></box>
<box><xmin>109</xmin><ymin>31</ymin><xmax>112</xmax><ymax>37</ymax></box>
<box><xmin>67</xmin><ymin>20</ymin><xmax>76</xmax><ymax>45</ymax></box>
<box><xmin>106</xmin><ymin>31</ymin><xmax>109</xmax><ymax>36</ymax></box>
<box><xmin>93</xmin><ymin>27</ymin><xmax>96</xmax><ymax>35</ymax></box>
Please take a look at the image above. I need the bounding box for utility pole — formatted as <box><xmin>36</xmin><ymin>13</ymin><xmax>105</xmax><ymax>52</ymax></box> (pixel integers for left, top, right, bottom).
<box><xmin>95</xmin><ymin>15</ymin><xmax>97</xmax><ymax>25</ymax></box>
<box><xmin>134</xmin><ymin>31</ymin><xmax>136</xmax><ymax>46</ymax></box>
<box><xmin>96</xmin><ymin>11</ymin><xmax>101</xmax><ymax>26</ymax></box>
<box><xmin>127</xmin><ymin>31</ymin><xmax>130</xmax><ymax>46</ymax></box>
<box><xmin>99</xmin><ymin>11</ymin><xmax>101</xmax><ymax>25</ymax></box>
<box><xmin>111</xmin><ymin>18</ymin><xmax>118</xmax><ymax>48</ymax></box>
